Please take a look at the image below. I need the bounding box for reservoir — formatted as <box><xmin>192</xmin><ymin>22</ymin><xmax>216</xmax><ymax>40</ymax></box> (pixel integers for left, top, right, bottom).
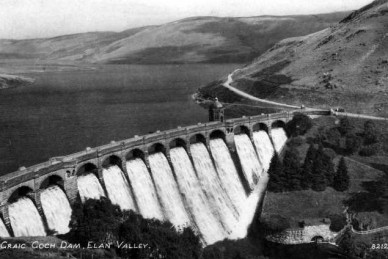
<box><xmin>0</xmin><ymin>63</ymin><xmax>242</xmax><ymax>175</ymax></box>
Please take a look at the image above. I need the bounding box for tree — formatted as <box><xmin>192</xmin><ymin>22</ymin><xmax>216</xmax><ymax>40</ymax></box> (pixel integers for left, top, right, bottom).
<box><xmin>333</xmin><ymin>157</ymin><xmax>350</xmax><ymax>192</ymax></box>
<box><xmin>324</xmin><ymin>127</ymin><xmax>341</xmax><ymax>148</ymax></box>
<box><xmin>363</xmin><ymin>120</ymin><xmax>379</xmax><ymax>145</ymax></box>
<box><xmin>301</xmin><ymin>143</ymin><xmax>316</xmax><ymax>189</ymax></box>
<box><xmin>311</xmin><ymin>145</ymin><xmax>328</xmax><ymax>191</ymax></box>
<box><xmin>286</xmin><ymin>113</ymin><xmax>313</xmax><ymax>137</ymax></box>
<box><xmin>283</xmin><ymin>148</ymin><xmax>302</xmax><ymax>191</ymax></box>
<box><xmin>345</xmin><ymin>133</ymin><xmax>362</xmax><ymax>154</ymax></box>
<box><xmin>338</xmin><ymin>117</ymin><xmax>354</xmax><ymax>136</ymax></box>
<box><xmin>118</xmin><ymin>211</ymin><xmax>201</xmax><ymax>259</ymax></box>
<box><xmin>267</xmin><ymin>153</ymin><xmax>284</xmax><ymax>192</ymax></box>
<box><xmin>67</xmin><ymin>197</ymin><xmax>123</xmax><ymax>246</ymax></box>
<box><xmin>322</xmin><ymin>149</ymin><xmax>336</xmax><ymax>186</ymax></box>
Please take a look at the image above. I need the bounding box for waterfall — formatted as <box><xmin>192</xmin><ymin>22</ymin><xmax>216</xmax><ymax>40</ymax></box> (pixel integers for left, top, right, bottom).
<box><xmin>102</xmin><ymin>165</ymin><xmax>136</xmax><ymax>211</ymax></box>
<box><xmin>41</xmin><ymin>185</ymin><xmax>72</xmax><ymax>234</ymax></box>
<box><xmin>77</xmin><ymin>173</ymin><xmax>105</xmax><ymax>203</ymax></box>
<box><xmin>170</xmin><ymin>147</ymin><xmax>226</xmax><ymax>245</ymax></box>
<box><xmin>190</xmin><ymin>143</ymin><xmax>239</xmax><ymax>234</ymax></box>
<box><xmin>270</xmin><ymin>128</ymin><xmax>288</xmax><ymax>153</ymax></box>
<box><xmin>0</xmin><ymin>218</ymin><xmax>10</xmax><ymax>237</ymax></box>
<box><xmin>148</xmin><ymin>152</ymin><xmax>191</xmax><ymax>229</ymax></box>
<box><xmin>252</xmin><ymin>131</ymin><xmax>275</xmax><ymax>172</ymax></box>
<box><xmin>9</xmin><ymin>197</ymin><xmax>46</xmax><ymax>237</ymax></box>
<box><xmin>209</xmin><ymin>138</ymin><xmax>246</xmax><ymax>213</ymax></box>
<box><xmin>234</xmin><ymin>134</ymin><xmax>263</xmax><ymax>189</ymax></box>
<box><xmin>126</xmin><ymin>158</ymin><xmax>164</xmax><ymax>220</ymax></box>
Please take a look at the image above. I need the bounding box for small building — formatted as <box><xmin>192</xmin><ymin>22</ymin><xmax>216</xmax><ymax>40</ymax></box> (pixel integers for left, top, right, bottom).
<box><xmin>208</xmin><ymin>97</ymin><xmax>224</xmax><ymax>122</ymax></box>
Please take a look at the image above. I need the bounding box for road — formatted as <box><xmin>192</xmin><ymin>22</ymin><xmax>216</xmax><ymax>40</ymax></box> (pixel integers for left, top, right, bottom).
<box><xmin>223</xmin><ymin>69</ymin><xmax>388</xmax><ymax>121</ymax></box>
<box><xmin>222</xmin><ymin>70</ymin><xmax>300</xmax><ymax>109</ymax></box>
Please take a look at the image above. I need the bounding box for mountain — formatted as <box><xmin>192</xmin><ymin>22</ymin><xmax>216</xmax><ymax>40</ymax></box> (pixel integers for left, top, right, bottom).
<box><xmin>200</xmin><ymin>0</ymin><xmax>388</xmax><ymax>116</ymax></box>
<box><xmin>0</xmin><ymin>13</ymin><xmax>347</xmax><ymax>64</ymax></box>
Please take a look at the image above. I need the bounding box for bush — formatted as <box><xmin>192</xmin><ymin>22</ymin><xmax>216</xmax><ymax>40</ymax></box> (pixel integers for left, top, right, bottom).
<box><xmin>329</xmin><ymin>214</ymin><xmax>347</xmax><ymax>232</ymax></box>
<box><xmin>260</xmin><ymin>214</ymin><xmax>291</xmax><ymax>233</ymax></box>
<box><xmin>287</xmin><ymin>136</ymin><xmax>305</xmax><ymax>147</ymax></box>
<box><xmin>286</xmin><ymin>113</ymin><xmax>313</xmax><ymax>137</ymax></box>
<box><xmin>345</xmin><ymin>133</ymin><xmax>362</xmax><ymax>154</ymax></box>
<box><xmin>338</xmin><ymin>117</ymin><xmax>354</xmax><ymax>136</ymax></box>
<box><xmin>359</xmin><ymin>144</ymin><xmax>380</xmax><ymax>156</ymax></box>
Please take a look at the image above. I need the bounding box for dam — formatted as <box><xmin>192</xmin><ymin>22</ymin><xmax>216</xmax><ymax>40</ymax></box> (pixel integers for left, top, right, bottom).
<box><xmin>0</xmin><ymin>109</ymin><xmax>329</xmax><ymax>244</ymax></box>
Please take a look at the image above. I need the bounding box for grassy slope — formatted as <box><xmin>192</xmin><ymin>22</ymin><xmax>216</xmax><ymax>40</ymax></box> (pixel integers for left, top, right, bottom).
<box><xmin>202</xmin><ymin>0</ymin><xmax>388</xmax><ymax>116</ymax></box>
<box><xmin>0</xmin><ymin>13</ymin><xmax>346</xmax><ymax>64</ymax></box>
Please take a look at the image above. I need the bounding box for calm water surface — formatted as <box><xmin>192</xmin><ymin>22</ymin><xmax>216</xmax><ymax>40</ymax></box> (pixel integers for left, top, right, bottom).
<box><xmin>0</xmin><ymin>64</ymin><xmax>242</xmax><ymax>175</ymax></box>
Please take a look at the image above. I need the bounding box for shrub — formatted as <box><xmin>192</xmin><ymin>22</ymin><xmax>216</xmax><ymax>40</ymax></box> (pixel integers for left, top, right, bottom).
<box><xmin>345</xmin><ymin>133</ymin><xmax>362</xmax><ymax>154</ymax></box>
<box><xmin>338</xmin><ymin>117</ymin><xmax>354</xmax><ymax>136</ymax></box>
<box><xmin>359</xmin><ymin>144</ymin><xmax>380</xmax><ymax>156</ymax></box>
<box><xmin>286</xmin><ymin>113</ymin><xmax>313</xmax><ymax>137</ymax></box>
<box><xmin>329</xmin><ymin>214</ymin><xmax>347</xmax><ymax>232</ymax></box>
<box><xmin>287</xmin><ymin>136</ymin><xmax>305</xmax><ymax>147</ymax></box>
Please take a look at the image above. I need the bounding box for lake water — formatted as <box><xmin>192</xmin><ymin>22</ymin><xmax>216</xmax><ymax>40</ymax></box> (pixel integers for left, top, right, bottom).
<box><xmin>0</xmin><ymin>64</ymin><xmax>242</xmax><ymax>175</ymax></box>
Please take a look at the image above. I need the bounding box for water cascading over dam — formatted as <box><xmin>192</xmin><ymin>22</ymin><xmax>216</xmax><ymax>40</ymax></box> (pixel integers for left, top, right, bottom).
<box><xmin>9</xmin><ymin>198</ymin><xmax>46</xmax><ymax>237</ymax></box>
<box><xmin>126</xmin><ymin>158</ymin><xmax>164</xmax><ymax>220</ymax></box>
<box><xmin>190</xmin><ymin>143</ymin><xmax>239</xmax><ymax>234</ymax></box>
<box><xmin>270</xmin><ymin>128</ymin><xmax>288</xmax><ymax>153</ymax></box>
<box><xmin>41</xmin><ymin>185</ymin><xmax>72</xmax><ymax>234</ymax></box>
<box><xmin>102</xmin><ymin>165</ymin><xmax>137</xmax><ymax>211</ymax></box>
<box><xmin>209</xmin><ymin>138</ymin><xmax>246</xmax><ymax>214</ymax></box>
<box><xmin>170</xmin><ymin>147</ymin><xmax>226</xmax><ymax>244</ymax></box>
<box><xmin>253</xmin><ymin>131</ymin><xmax>275</xmax><ymax>171</ymax></box>
<box><xmin>148</xmin><ymin>152</ymin><xmax>191</xmax><ymax>229</ymax></box>
<box><xmin>77</xmin><ymin>173</ymin><xmax>106</xmax><ymax>203</ymax></box>
<box><xmin>2</xmin><ymin>118</ymin><xmax>292</xmax><ymax>244</ymax></box>
<box><xmin>0</xmin><ymin>218</ymin><xmax>10</xmax><ymax>237</ymax></box>
<box><xmin>234</xmin><ymin>134</ymin><xmax>264</xmax><ymax>189</ymax></box>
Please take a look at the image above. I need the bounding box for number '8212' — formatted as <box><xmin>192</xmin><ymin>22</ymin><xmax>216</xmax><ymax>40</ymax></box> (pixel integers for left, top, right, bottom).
<box><xmin>371</xmin><ymin>243</ymin><xmax>388</xmax><ymax>249</ymax></box>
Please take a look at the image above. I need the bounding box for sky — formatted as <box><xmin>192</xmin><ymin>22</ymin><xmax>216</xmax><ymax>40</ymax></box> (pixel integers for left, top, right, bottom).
<box><xmin>0</xmin><ymin>0</ymin><xmax>373</xmax><ymax>39</ymax></box>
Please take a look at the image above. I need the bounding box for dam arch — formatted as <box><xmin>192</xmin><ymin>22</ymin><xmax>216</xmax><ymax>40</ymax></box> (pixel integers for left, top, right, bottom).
<box><xmin>8</xmin><ymin>186</ymin><xmax>35</xmax><ymax>204</ymax></box>
<box><xmin>209</xmin><ymin>129</ymin><xmax>226</xmax><ymax>141</ymax></box>
<box><xmin>125</xmin><ymin>148</ymin><xmax>145</xmax><ymax>161</ymax></box>
<box><xmin>271</xmin><ymin>120</ymin><xmax>286</xmax><ymax>129</ymax></box>
<box><xmin>189</xmin><ymin>133</ymin><xmax>207</xmax><ymax>145</ymax></box>
<box><xmin>39</xmin><ymin>175</ymin><xmax>64</xmax><ymax>190</ymax></box>
<box><xmin>102</xmin><ymin>155</ymin><xmax>124</xmax><ymax>172</ymax></box>
<box><xmin>76</xmin><ymin>162</ymin><xmax>99</xmax><ymax>180</ymax></box>
<box><xmin>252</xmin><ymin>122</ymin><xmax>269</xmax><ymax>133</ymax></box>
<box><xmin>169</xmin><ymin>138</ymin><xmax>188</xmax><ymax>151</ymax></box>
<box><xmin>148</xmin><ymin>143</ymin><xmax>166</xmax><ymax>155</ymax></box>
<box><xmin>233</xmin><ymin>125</ymin><xmax>250</xmax><ymax>136</ymax></box>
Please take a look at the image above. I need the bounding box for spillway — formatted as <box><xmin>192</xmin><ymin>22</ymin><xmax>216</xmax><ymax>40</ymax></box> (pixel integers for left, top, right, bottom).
<box><xmin>148</xmin><ymin>152</ymin><xmax>191</xmax><ymax>229</ymax></box>
<box><xmin>102</xmin><ymin>165</ymin><xmax>136</xmax><ymax>211</ymax></box>
<box><xmin>9</xmin><ymin>197</ymin><xmax>46</xmax><ymax>237</ymax></box>
<box><xmin>190</xmin><ymin>143</ymin><xmax>239</xmax><ymax>234</ymax></box>
<box><xmin>41</xmin><ymin>185</ymin><xmax>72</xmax><ymax>234</ymax></box>
<box><xmin>170</xmin><ymin>147</ymin><xmax>226</xmax><ymax>244</ymax></box>
<box><xmin>252</xmin><ymin>131</ymin><xmax>275</xmax><ymax>172</ymax></box>
<box><xmin>270</xmin><ymin>128</ymin><xmax>288</xmax><ymax>153</ymax></box>
<box><xmin>209</xmin><ymin>138</ymin><xmax>246</xmax><ymax>213</ymax></box>
<box><xmin>77</xmin><ymin>173</ymin><xmax>105</xmax><ymax>203</ymax></box>
<box><xmin>126</xmin><ymin>158</ymin><xmax>164</xmax><ymax>220</ymax></box>
<box><xmin>234</xmin><ymin>134</ymin><xmax>263</xmax><ymax>189</ymax></box>
<box><xmin>0</xmin><ymin>219</ymin><xmax>10</xmax><ymax>237</ymax></box>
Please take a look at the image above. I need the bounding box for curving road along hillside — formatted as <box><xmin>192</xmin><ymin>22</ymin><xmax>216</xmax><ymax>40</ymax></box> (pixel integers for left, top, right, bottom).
<box><xmin>223</xmin><ymin>69</ymin><xmax>388</xmax><ymax>121</ymax></box>
<box><xmin>222</xmin><ymin>69</ymin><xmax>300</xmax><ymax>109</ymax></box>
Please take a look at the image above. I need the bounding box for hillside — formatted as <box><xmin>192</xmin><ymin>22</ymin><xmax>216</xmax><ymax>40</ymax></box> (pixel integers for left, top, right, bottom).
<box><xmin>199</xmin><ymin>0</ymin><xmax>388</xmax><ymax>116</ymax></box>
<box><xmin>0</xmin><ymin>74</ymin><xmax>34</xmax><ymax>89</ymax></box>
<box><xmin>0</xmin><ymin>13</ymin><xmax>347</xmax><ymax>64</ymax></box>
